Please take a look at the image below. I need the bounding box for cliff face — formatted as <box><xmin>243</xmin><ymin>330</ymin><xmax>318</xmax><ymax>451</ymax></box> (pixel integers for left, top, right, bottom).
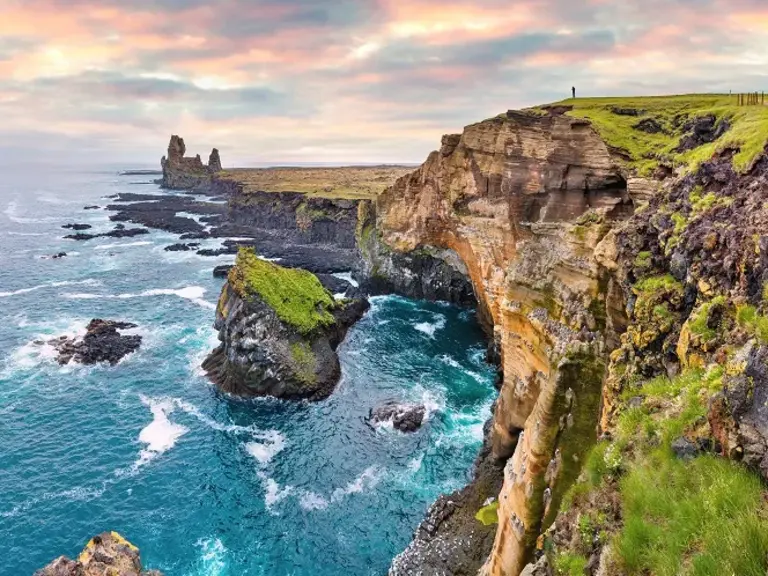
<box><xmin>377</xmin><ymin>97</ymin><xmax>768</xmax><ymax>576</ymax></box>
<box><xmin>373</xmin><ymin>110</ymin><xmax>632</xmax><ymax>575</ymax></box>
<box><xmin>160</xmin><ymin>135</ymin><xmax>221</xmax><ymax>190</ymax></box>
<box><xmin>203</xmin><ymin>248</ymin><xmax>369</xmax><ymax>400</ymax></box>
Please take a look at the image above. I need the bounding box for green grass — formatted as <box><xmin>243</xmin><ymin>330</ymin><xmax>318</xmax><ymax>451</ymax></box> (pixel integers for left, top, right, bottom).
<box><xmin>688</xmin><ymin>296</ymin><xmax>727</xmax><ymax>341</ymax></box>
<box><xmin>736</xmin><ymin>304</ymin><xmax>768</xmax><ymax>342</ymax></box>
<box><xmin>543</xmin><ymin>94</ymin><xmax>768</xmax><ymax>175</ymax></box>
<box><xmin>554</xmin><ymin>553</ymin><xmax>588</xmax><ymax>576</ymax></box>
<box><xmin>229</xmin><ymin>248</ymin><xmax>336</xmax><ymax>334</ymax></box>
<box><xmin>615</xmin><ymin>451</ymin><xmax>768</xmax><ymax>576</ymax></box>
<box><xmin>475</xmin><ymin>501</ymin><xmax>499</xmax><ymax>526</ymax></box>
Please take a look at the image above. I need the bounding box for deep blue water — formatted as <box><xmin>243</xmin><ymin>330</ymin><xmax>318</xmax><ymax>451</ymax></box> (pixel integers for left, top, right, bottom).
<box><xmin>0</xmin><ymin>167</ymin><xmax>495</xmax><ymax>575</ymax></box>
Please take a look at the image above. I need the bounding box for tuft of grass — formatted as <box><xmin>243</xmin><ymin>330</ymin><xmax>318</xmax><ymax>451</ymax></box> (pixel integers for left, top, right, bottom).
<box><xmin>736</xmin><ymin>304</ymin><xmax>768</xmax><ymax>342</ymax></box>
<box><xmin>544</xmin><ymin>94</ymin><xmax>768</xmax><ymax>176</ymax></box>
<box><xmin>475</xmin><ymin>500</ymin><xmax>499</xmax><ymax>526</ymax></box>
<box><xmin>688</xmin><ymin>296</ymin><xmax>727</xmax><ymax>341</ymax></box>
<box><xmin>615</xmin><ymin>450</ymin><xmax>768</xmax><ymax>576</ymax></box>
<box><xmin>555</xmin><ymin>553</ymin><xmax>589</xmax><ymax>576</ymax></box>
<box><xmin>229</xmin><ymin>248</ymin><xmax>337</xmax><ymax>334</ymax></box>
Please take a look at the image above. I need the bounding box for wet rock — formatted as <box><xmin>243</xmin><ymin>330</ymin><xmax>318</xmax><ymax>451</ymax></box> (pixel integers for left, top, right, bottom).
<box><xmin>164</xmin><ymin>242</ymin><xmax>200</xmax><ymax>252</ymax></box>
<box><xmin>62</xmin><ymin>223</ymin><xmax>92</xmax><ymax>231</ymax></box>
<box><xmin>83</xmin><ymin>205</ymin><xmax>101</xmax><ymax>210</ymax></box>
<box><xmin>34</xmin><ymin>531</ymin><xmax>162</xmax><ymax>576</ymax></box>
<box><xmin>64</xmin><ymin>232</ymin><xmax>97</xmax><ymax>241</ymax></box>
<box><xmin>103</xmin><ymin>227</ymin><xmax>149</xmax><ymax>238</ymax></box>
<box><xmin>521</xmin><ymin>556</ymin><xmax>553</xmax><ymax>576</ymax></box>
<box><xmin>42</xmin><ymin>252</ymin><xmax>68</xmax><ymax>260</ymax></box>
<box><xmin>50</xmin><ymin>319</ymin><xmax>141</xmax><ymax>366</ymax></box>
<box><xmin>370</xmin><ymin>401</ymin><xmax>426</xmax><ymax>432</ymax></box>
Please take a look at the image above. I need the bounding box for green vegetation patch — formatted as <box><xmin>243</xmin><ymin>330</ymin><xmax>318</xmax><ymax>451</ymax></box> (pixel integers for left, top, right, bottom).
<box><xmin>544</xmin><ymin>95</ymin><xmax>768</xmax><ymax>175</ymax></box>
<box><xmin>230</xmin><ymin>248</ymin><xmax>336</xmax><ymax>334</ymax></box>
<box><xmin>475</xmin><ymin>500</ymin><xmax>499</xmax><ymax>526</ymax></box>
<box><xmin>290</xmin><ymin>342</ymin><xmax>317</xmax><ymax>385</ymax></box>
<box><xmin>736</xmin><ymin>304</ymin><xmax>768</xmax><ymax>343</ymax></box>
<box><xmin>615</xmin><ymin>451</ymin><xmax>768</xmax><ymax>576</ymax></box>
<box><xmin>688</xmin><ymin>296</ymin><xmax>727</xmax><ymax>341</ymax></box>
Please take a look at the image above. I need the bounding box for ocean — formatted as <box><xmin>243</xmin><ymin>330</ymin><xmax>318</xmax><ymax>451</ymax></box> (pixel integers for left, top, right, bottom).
<box><xmin>0</xmin><ymin>166</ymin><xmax>495</xmax><ymax>575</ymax></box>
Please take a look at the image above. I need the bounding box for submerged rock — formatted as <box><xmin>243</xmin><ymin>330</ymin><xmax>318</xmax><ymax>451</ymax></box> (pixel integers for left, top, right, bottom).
<box><xmin>83</xmin><ymin>205</ymin><xmax>101</xmax><ymax>210</ymax></box>
<box><xmin>369</xmin><ymin>401</ymin><xmax>426</xmax><ymax>432</ymax></box>
<box><xmin>50</xmin><ymin>319</ymin><xmax>141</xmax><ymax>366</ymax></box>
<box><xmin>34</xmin><ymin>531</ymin><xmax>162</xmax><ymax>576</ymax></box>
<box><xmin>203</xmin><ymin>248</ymin><xmax>369</xmax><ymax>400</ymax></box>
<box><xmin>62</xmin><ymin>223</ymin><xmax>92</xmax><ymax>231</ymax></box>
<box><xmin>164</xmin><ymin>242</ymin><xmax>200</xmax><ymax>252</ymax></box>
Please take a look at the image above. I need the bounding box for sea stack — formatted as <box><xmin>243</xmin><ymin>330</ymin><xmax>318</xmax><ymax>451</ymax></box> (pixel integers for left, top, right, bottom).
<box><xmin>203</xmin><ymin>248</ymin><xmax>369</xmax><ymax>400</ymax></box>
<box><xmin>160</xmin><ymin>135</ymin><xmax>222</xmax><ymax>190</ymax></box>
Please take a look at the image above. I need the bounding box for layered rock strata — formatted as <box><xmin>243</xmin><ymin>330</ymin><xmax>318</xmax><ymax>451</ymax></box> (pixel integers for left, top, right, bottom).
<box><xmin>369</xmin><ymin>110</ymin><xmax>634</xmax><ymax>574</ymax></box>
<box><xmin>35</xmin><ymin>531</ymin><xmax>161</xmax><ymax>576</ymax></box>
<box><xmin>203</xmin><ymin>248</ymin><xmax>369</xmax><ymax>400</ymax></box>
<box><xmin>160</xmin><ymin>135</ymin><xmax>221</xmax><ymax>190</ymax></box>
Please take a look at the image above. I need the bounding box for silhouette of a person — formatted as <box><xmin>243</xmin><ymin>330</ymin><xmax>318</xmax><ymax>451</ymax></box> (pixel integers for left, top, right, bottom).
<box><xmin>572</xmin><ymin>86</ymin><xmax>576</xmax><ymax>98</ymax></box>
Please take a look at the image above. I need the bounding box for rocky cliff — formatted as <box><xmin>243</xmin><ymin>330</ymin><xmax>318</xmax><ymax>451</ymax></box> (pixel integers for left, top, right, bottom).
<box><xmin>371</xmin><ymin>96</ymin><xmax>768</xmax><ymax>575</ymax></box>
<box><xmin>203</xmin><ymin>248</ymin><xmax>369</xmax><ymax>400</ymax></box>
<box><xmin>160</xmin><ymin>135</ymin><xmax>221</xmax><ymax>190</ymax></box>
<box><xmin>35</xmin><ymin>532</ymin><xmax>161</xmax><ymax>576</ymax></box>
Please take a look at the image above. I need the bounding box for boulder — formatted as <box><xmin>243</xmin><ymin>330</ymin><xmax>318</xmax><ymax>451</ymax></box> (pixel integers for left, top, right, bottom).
<box><xmin>370</xmin><ymin>401</ymin><xmax>426</xmax><ymax>432</ymax></box>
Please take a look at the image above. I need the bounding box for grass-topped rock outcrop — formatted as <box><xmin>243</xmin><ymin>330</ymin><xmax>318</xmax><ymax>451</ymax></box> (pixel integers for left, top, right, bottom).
<box><xmin>203</xmin><ymin>248</ymin><xmax>369</xmax><ymax>400</ymax></box>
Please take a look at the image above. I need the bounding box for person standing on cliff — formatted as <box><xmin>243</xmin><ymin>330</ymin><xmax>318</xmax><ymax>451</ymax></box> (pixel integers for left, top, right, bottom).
<box><xmin>572</xmin><ymin>86</ymin><xmax>576</xmax><ymax>98</ymax></box>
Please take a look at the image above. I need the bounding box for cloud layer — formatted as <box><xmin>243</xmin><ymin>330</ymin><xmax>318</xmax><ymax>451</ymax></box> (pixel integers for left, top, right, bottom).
<box><xmin>2</xmin><ymin>0</ymin><xmax>767</xmax><ymax>165</ymax></box>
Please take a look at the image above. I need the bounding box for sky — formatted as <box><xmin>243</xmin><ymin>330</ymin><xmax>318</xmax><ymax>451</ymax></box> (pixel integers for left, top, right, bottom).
<box><xmin>1</xmin><ymin>0</ymin><xmax>768</xmax><ymax>166</ymax></box>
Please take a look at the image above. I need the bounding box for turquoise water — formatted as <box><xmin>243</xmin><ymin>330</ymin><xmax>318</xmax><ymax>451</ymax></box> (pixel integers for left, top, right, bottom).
<box><xmin>0</xmin><ymin>168</ymin><xmax>495</xmax><ymax>575</ymax></box>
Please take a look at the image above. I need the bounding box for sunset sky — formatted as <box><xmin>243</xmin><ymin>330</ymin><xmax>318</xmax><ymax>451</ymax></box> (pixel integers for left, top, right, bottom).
<box><xmin>2</xmin><ymin>0</ymin><xmax>768</xmax><ymax>166</ymax></box>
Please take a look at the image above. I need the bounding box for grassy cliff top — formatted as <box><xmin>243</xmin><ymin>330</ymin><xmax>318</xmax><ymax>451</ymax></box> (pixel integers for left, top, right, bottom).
<box><xmin>540</xmin><ymin>94</ymin><xmax>768</xmax><ymax>176</ymax></box>
<box><xmin>229</xmin><ymin>248</ymin><xmax>336</xmax><ymax>334</ymax></box>
<box><xmin>218</xmin><ymin>165</ymin><xmax>415</xmax><ymax>200</ymax></box>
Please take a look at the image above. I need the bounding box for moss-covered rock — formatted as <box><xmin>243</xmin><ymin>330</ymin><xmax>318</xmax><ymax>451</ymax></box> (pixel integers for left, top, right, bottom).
<box><xmin>203</xmin><ymin>248</ymin><xmax>369</xmax><ymax>400</ymax></box>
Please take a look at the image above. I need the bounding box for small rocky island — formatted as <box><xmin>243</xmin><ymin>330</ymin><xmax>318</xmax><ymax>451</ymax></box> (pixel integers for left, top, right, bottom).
<box><xmin>49</xmin><ymin>319</ymin><xmax>142</xmax><ymax>366</ymax></box>
<box><xmin>35</xmin><ymin>531</ymin><xmax>161</xmax><ymax>576</ymax></box>
<box><xmin>203</xmin><ymin>248</ymin><xmax>369</xmax><ymax>400</ymax></box>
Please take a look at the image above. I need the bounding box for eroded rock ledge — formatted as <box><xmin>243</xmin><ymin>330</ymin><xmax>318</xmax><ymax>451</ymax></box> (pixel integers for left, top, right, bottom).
<box><xmin>203</xmin><ymin>248</ymin><xmax>369</xmax><ymax>400</ymax></box>
<box><xmin>35</xmin><ymin>531</ymin><xmax>161</xmax><ymax>576</ymax></box>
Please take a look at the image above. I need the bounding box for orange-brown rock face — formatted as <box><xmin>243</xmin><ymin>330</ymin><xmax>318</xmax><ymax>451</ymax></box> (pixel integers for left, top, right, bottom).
<box><xmin>374</xmin><ymin>110</ymin><xmax>631</xmax><ymax>575</ymax></box>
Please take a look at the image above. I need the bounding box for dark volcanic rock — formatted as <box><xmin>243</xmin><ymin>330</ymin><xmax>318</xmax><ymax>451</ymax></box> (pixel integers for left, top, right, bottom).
<box><xmin>50</xmin><ymin>319</ymin><xmax>141</xmax><ymax>366</ymax></box>
<box><xmin>104</xmin><ymin>227</ymin><xmax>149</xmax><ymax>238</ymax></box>
<box><xmin>634</xmin><ymin>117</ymin><xmax>664</xmax><ymax>134</ymax></box>
<box><xmin>42</xmin><ymin>252</ymin><xmax>67</xmax><ymax>260</ymax></box>
<box><xmin>164</xmin><ymin>242</ymin><xmax>200</xmax><ymax>252</ymax></box>
<box><xmin>369</xmin><ymin>401</ymin><xmax>426</xmax><ymax>432</ymax></box>
<box><xmin>390</xmin><ymin>419</ymin><xmax>504</xmax><ymax>575</ymax></box>
<box><xmin>675</xmin><ymin>114</ymin><xmax>730</xmax><ymax>152</ymax></box>
<box><xmin>62</xmin><ymin>223</ymin><xmax>92</xmax><ymax>231</ymax></box>
<box><xmin>34</xmin><ymin>531</ymin><xmax>162</xmax><ymax>576</ymax></box>
<box><xmin>213</xmin><ymin>265</ymin><xmax>233</xmax><ymax>278</ymax></box>
<box><xmin>83</xmin><ymin>205</ymin><xmax>101</xmax><ymax>210</ymax></box>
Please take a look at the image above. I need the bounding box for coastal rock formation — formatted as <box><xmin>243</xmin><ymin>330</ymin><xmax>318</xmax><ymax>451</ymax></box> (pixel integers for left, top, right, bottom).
<box><xmin>203</xmin><ymin>248</ymin><xmax>369</xmax><ymax>400</ymax></box>
<box><xmin>369</xmin><ymin>401</ymin><xmax>426</xmax><ymax>432</ymax></box>
<box><xmin>160</xmin><ymin>135</ymin><xmax>222</xmax><ymax>190</ymax></box>
<box><xmin>50</xmin><ymin>319</ymin><xmax>141</xmax><ymax>365</ymax></box>
<box><xmin>35</xmin><ymin>531</ymin><xmax>162</xmax><ymax>576</ymax></box>
<box><xmin>369</xmin><ymin>110</ymin><xmax>632</xmax><ymax>574</ymax></box>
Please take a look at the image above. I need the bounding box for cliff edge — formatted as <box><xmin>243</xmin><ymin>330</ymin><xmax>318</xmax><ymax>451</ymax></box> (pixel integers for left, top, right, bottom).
<box><xmin>369</xmin><ymin>95</ymin><xmax>768</xmax><ymax>576</ymax></box>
